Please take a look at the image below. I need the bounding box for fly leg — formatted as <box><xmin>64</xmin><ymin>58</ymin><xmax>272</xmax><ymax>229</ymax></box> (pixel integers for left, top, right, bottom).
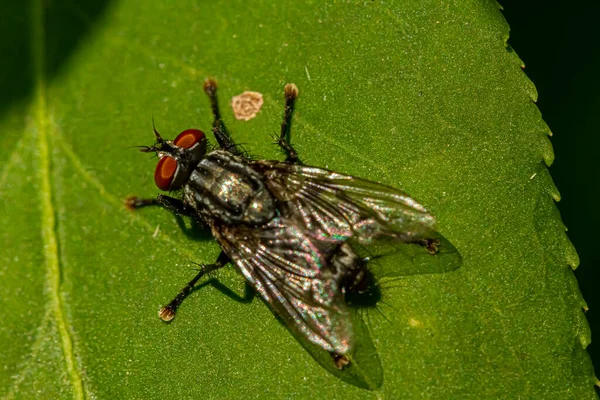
<box><xmin>277</xmin><ymin>83</ymin><xmax>300</xmax><ymax>163</ymax></box>
<box><xmin>159</xmin><ymin>251</ymin><xmax>230</xmax><ymax>321</ymax></box>
<box><xmin>412</xmin><ymin>238</ymin><xmax>441</xmax><ymax>255</ymax></box>
<box><xmin>331</xmin><ymin>353</ymin><xmax>351</xmax><ymax>370</ymax></box>
<box><xmin>125</xmin><ymin>194</ymin><xmax>195</xmax><ymax>217</ymax></box>
<box><xmin>125</xmin><ymin>195</ymin><xmax>208</xmax><ymax>239</ymax></box>
<box><xmin>203</xmin><ymin>78</ymin><xmax>241</xmax><ymax>155</ymax></box>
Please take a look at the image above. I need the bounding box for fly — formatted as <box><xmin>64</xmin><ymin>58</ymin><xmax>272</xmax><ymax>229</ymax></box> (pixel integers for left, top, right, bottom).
<box><xmin>126</xmin><ymin>79</ymin><xmax>460</xmax><ymax>371</ymax></box>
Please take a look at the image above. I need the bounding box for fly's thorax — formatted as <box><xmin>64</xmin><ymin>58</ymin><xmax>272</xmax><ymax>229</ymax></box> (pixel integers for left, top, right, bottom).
<box><xmin>185</xmin><ymin>150</ymin><xmax>276</xmax><ymax>225</ymax></box>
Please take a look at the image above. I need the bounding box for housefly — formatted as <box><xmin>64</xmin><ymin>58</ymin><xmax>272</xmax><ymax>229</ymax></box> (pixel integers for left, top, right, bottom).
<box><xmin>126</xmin><ymin>79</ymin><xmax>460</xmax><ymax>372</ymax></box>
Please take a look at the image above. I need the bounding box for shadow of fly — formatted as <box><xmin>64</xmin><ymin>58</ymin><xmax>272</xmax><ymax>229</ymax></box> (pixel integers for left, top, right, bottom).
<box><xmin>126</xmin><ymin>79</ymin><xmax>460</xmax><ymax>376</ymax></box>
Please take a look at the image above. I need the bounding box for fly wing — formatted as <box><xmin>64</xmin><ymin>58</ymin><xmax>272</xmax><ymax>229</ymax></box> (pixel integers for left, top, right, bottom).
<box><xmin>256</xmin><ymin>161</ymin><xmax>437</xmax><ymax>245</ymax></box>
<box><xmin>213</xmin><ymin>216</ymin><xmax>354</xmax><ymax>355</ymax></box>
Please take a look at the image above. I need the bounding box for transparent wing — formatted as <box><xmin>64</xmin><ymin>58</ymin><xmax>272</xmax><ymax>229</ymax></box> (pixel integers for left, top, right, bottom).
<box><xmin>256</xmin><ymin>161</ymin><xmax>437</xmax><ymax>244</ymax></box>
<box><xmin>213</xmin><ymin>216</ymin><xmax>354</xmax><ymax>355</ymax></box>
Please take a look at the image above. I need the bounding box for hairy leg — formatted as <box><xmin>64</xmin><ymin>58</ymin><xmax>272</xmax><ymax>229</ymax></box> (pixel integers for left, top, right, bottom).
<box><xmin>277</xmin><ymin>83</ymin><xmax>300</xmax><ymax>163</ymax></box>
<box><xmin>203</xmin><ymin>78</ymin><xmax>242</xmax><ymax>155</ymax></box>
<box><xmin>159</xmin><ymin>251</ymin><xmax>230</xmax><ymax>321</ymax></box>
<box><xmin>125</xmin><ymin>194</ymin><xmax>195</xmax><ymax>216</ymax></box>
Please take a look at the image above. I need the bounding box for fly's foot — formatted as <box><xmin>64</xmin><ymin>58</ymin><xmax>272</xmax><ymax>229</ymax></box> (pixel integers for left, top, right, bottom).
<box><xmin>420</xmin><ymin>238</ymin><xmax>441</xmax><ymax>255</ymax></box>
<box><xmin>124</xmin><ymin>195</ymin><xmax>156</xmax><ymax>210</ymax></box>
<box><xmin>284</xmin><ymin>83</ymin><xmax>299</xmax><ymax>100</ymax></box>
<box><xmin>159</xmin><ymin>304</ymin><xmax>177</xmax><ymax>322</ymax></box>
<box><xmin>203</xmin><ymin>78</ymin><xmax>218</xmax><ymax>97</ymax></box>
<box><xmin>331</xmin><ymin>353</ymin><xmax>350</xmax><ymax>370</ymax></box>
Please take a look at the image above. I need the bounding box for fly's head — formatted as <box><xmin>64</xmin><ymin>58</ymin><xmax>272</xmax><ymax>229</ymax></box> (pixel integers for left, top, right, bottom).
<box><xmin>141</xmin><ymin>126</ymin><xmax>207</xmax><ymax>191</ymax></box>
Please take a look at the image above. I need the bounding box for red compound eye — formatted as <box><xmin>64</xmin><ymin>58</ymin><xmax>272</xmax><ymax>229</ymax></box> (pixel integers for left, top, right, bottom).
<box><xmin>154</xmin><ymin>156</ymin><xmax>178</xmax><ymax>191</ymax></box>
<box><xmin>174</xmin><ymin>129</ymin><xmax>205</xmax><ymax>149</ymax></box>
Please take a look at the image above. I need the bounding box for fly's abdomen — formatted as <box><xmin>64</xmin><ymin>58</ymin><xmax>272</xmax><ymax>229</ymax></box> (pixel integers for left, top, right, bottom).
<box><xmin>185</xmin><ymin>151</ymin><xmax>275</xmax><ymax>225</ymax></box>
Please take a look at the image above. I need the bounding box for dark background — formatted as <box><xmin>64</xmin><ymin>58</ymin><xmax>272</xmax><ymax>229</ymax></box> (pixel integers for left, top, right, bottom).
<box><xmin>500</xmin><ymin>0</ymin><xmax>600</xmax><ymax>389</ymax></box>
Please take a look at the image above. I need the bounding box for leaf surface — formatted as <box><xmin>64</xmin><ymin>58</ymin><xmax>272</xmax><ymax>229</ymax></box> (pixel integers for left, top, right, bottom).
<box><xmin>0</xmin><ymin>0</ymin><xmax>595</xmax><ymax>398</ymax></box>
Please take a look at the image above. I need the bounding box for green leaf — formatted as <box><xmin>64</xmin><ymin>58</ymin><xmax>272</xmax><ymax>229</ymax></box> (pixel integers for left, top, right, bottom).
<box><xmin>1</xmin><ymin>0</ymin><xmax>596</xmax><ymax>398</ymax></box>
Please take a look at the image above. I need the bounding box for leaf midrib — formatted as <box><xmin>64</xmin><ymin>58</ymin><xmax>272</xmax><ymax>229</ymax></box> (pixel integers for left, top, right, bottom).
<box><xmin>31</xmin><ymin>1</ymin><xmax>84</xmax><ymax>398</ymax></box>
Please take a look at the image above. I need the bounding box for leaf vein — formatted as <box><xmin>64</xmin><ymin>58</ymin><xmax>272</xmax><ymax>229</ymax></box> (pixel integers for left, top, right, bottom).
<box><xmin>31</xmin><ymin>1</ymin><xmax>84</xmax><ymax>398</ymax></box>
